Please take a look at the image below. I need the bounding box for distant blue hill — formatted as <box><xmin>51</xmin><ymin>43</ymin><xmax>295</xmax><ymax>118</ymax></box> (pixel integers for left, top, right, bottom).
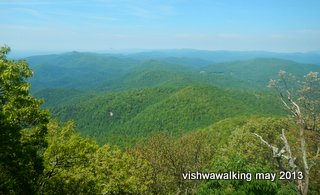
<box><xmin>124</xmin><ymin>49</ymin><xmax>320</xmax><ymax>65</ymax></box>
<box><xmin>26</xmin><ymin>51</ymin><xmax>320</xmax><ymax>93</ymax></box>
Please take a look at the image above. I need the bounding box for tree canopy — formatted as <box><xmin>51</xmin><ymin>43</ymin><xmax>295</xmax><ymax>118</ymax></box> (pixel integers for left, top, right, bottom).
<box><xmin>0</xmin><ymin>46</ymin><xmax>49</xmax><ymax>194</ymax></box>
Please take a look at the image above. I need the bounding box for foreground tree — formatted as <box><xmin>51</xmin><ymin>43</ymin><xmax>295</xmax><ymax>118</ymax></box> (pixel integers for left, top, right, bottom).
<box><xmin>0</xmin><ymin>46</ymin><xmax>49</xmax><ymax>194</ymax></box>
<box><xmin>255</xmin><ymin>71</ymin><xmax>320</xmax><ymax>195</ymax></box>
<box><xmin>41</xmin><ymin>120</ymin><xmax>153</xmax><ymax>194</ymax></box>
<box><xmin>39</xmin><ymin>121</ymin><xmax>98</xmax><ymax>194</ymax></box>
<box><xmin>198</xmin><ymin>153</ymin><xmax>292</xmax><ymax>194</ymax></box>
<box><xmin>199</xmin><ymin>117</ymin><xmax>298</xmax><ymax>194</ymax></box>
<box><xmin>133</xmin><ymin>131</ymin><xmax>213</xmax><ymax>194</ymax></box>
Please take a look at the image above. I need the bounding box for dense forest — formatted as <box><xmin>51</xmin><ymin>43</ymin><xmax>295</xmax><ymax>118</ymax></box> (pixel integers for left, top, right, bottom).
<box><xmin>1</xmin><ymin>46</ymin><xmax>320</xmax><ymax>194</ymax></box>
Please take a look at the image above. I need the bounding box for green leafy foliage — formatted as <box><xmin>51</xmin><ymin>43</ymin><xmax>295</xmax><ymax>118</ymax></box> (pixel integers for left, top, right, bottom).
<box><xmin>0</xmin><ymin>46</ymin><xmax>49</xmax><ymax>194</ymax></box>
<box><xmin>268</xmin><ymin>70</ymin><xmax>320</xmax><ymax>194</ymax></box>
<box><xmin>133</xmin><ymin>131</ymin><xmax>214</xmax><ymax>194</ymax></box>
<box><xmin>198</xmin><ymin>117</ymin><xmax>301</xmax><ymax>194</ymax></box>
<box><xmin>197</xmin><ymin>154</ymin><xmax>295</xmax><ymax>195</ymax></box>
<box><xmin>40</xmin><ymin>120</ymin><xmax>98</xmax><ymax>194</ymax></box>
<box><xmin>94</xmin><ymin>145</ymin><xmax>153</xmax><ymax>194</ymax></box>
<box><xmin>226</xmin><ymin>118</ymin><xmax>292</xmax><ymax>164</ymax></box>
<box><xmin>41</xmin><ymin>120</ymin><xmax>153</xmax><ymax>194</ymax></box>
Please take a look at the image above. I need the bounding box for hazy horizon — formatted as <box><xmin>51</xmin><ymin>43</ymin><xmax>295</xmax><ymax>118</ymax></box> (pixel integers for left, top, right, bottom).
<box><xmin>7</xmin><ymin>48</ymin><xmax>320</xmax><ymax>59</ymax></box>
<box><xmin>1</xmin><ymin>0</ymin><xmax>320</xmax><ymax>54</ymax></box>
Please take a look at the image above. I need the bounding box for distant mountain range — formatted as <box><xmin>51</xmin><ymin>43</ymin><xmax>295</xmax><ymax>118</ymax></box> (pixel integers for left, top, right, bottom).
<box><xmin>25</xmin><ymin>50</ymin><xmax>320</xmax><ymax>146</ymax></box>
<box><xmin>123</xmin><ymin>49</ymin><xmax>320</xmax><ymax>64</ymax></box>
<box><xmin>21</xmin><ymin>49</ymin><xmax>320</xmax><ymax>64</ymax></box>
<box><xmin>26</xmin><ymin>51</ymin><xmax>320</xmax><ymax>92</ymax></box>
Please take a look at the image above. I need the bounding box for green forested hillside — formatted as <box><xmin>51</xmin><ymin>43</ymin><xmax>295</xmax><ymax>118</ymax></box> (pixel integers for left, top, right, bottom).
<box><xmin>27</xmin><ymin>52</ymin><xmax>139</xmax><ymax>91</ymax></box>
<box><xmin>27</xmin><ymin>52</ymin><xmax>320</xmax><ymax>146</ymax></box>
<box><xmin>204</xmin><ymin>58</ymin><xmax>320</xmax><ymax>85</ymax></box>
<box><xmin>28</xmin><ymin>53</ymin><xmax>320</xmax><ymax>94</ymax></box>
<box><xmin>34</xmin><ymin>88</ymin><xmax>85</xmax><ymax>108</ymax></box>
<box><xmin>43</xmin><ymin>84</ymin><xmax>285</xmax><ymax>145</ymax></box>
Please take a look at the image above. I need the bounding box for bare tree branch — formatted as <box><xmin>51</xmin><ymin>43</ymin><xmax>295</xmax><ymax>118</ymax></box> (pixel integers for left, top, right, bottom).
<box><xmin>280</xmin><ymin>129</ymin><xmax>297</xmax><ymax>171</ymax></box>
<box><xmin>253</xmin><ymin>133</ymin><xmax>288</xmax><ymax>159</ymax></box>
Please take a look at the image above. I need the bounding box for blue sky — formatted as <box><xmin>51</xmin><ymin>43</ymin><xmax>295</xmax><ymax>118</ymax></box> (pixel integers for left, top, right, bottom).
<box><xmin>1</xmin><ymin>0</ymin><xmax>320</xmax><ymax>53</ymax></box>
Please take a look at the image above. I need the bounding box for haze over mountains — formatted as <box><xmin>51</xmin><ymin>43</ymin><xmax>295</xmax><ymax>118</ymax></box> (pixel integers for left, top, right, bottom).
<box><xmin>25</xmin><ymin>49</ymin><xmax>320</xmax><ymax>145</ymax></box>
<box><xmin>127</xmin><ymin>49</ymin><xmax>320</xmax><ymax>64</ymax></box>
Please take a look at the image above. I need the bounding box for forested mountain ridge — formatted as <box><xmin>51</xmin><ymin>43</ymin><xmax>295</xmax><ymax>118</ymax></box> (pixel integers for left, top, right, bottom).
<box><xmin>26</xmin><ymin>52</ymin><xmax>139</xmax><ymax>90</ymax></box>
<box><xmin>27</xmin><ymin>52</ymin><xmax>320</xmax><ymax>93</ymax></box>
<box><xmin>40</xmin><ymin>84</ymin><xmax>285</xmax><ymax>145</ymax></box>
<box><xmin>203</xmin><ymin>58</ymin><xmax>320</xmax><ymax>85</ymax></box>
<box><xmin>126</xmin><ymin>49</ymin><xmax>320</xmax><ymax>64</ymax></box>
<box><xmin>26</xmin><ymin>52</ymin><xmax>320</xmax><ymax>146</ymax></box>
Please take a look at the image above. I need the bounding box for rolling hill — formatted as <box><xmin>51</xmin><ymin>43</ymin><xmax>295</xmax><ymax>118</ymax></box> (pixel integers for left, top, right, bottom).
<box><xmin>41</xmin><ymin>84</ymin><xmax>285</xmax><ymax>146</ymax></box>
<box><xmin>26</xmin><ymin>52</ymin><xmax>139</xmax><ymax>91</ymax></box>
<box><xmin>26</xmin><ymin>51</ymin><xmax>320</xmax><ymax>146</ymax></box>
<box><xmin>125</xmin><ymin>49</ymin><xmax>320</xmax><ymax>64</ymax></box>
<box><xmin>203</xmin><ymin>58</ymin><xmax>320</xmax><ymax>86</ymax></box>
<box><xmin>27</xmin><ymin>52</ymin><xmax>320</xmax><ymax>93</ymax></box>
